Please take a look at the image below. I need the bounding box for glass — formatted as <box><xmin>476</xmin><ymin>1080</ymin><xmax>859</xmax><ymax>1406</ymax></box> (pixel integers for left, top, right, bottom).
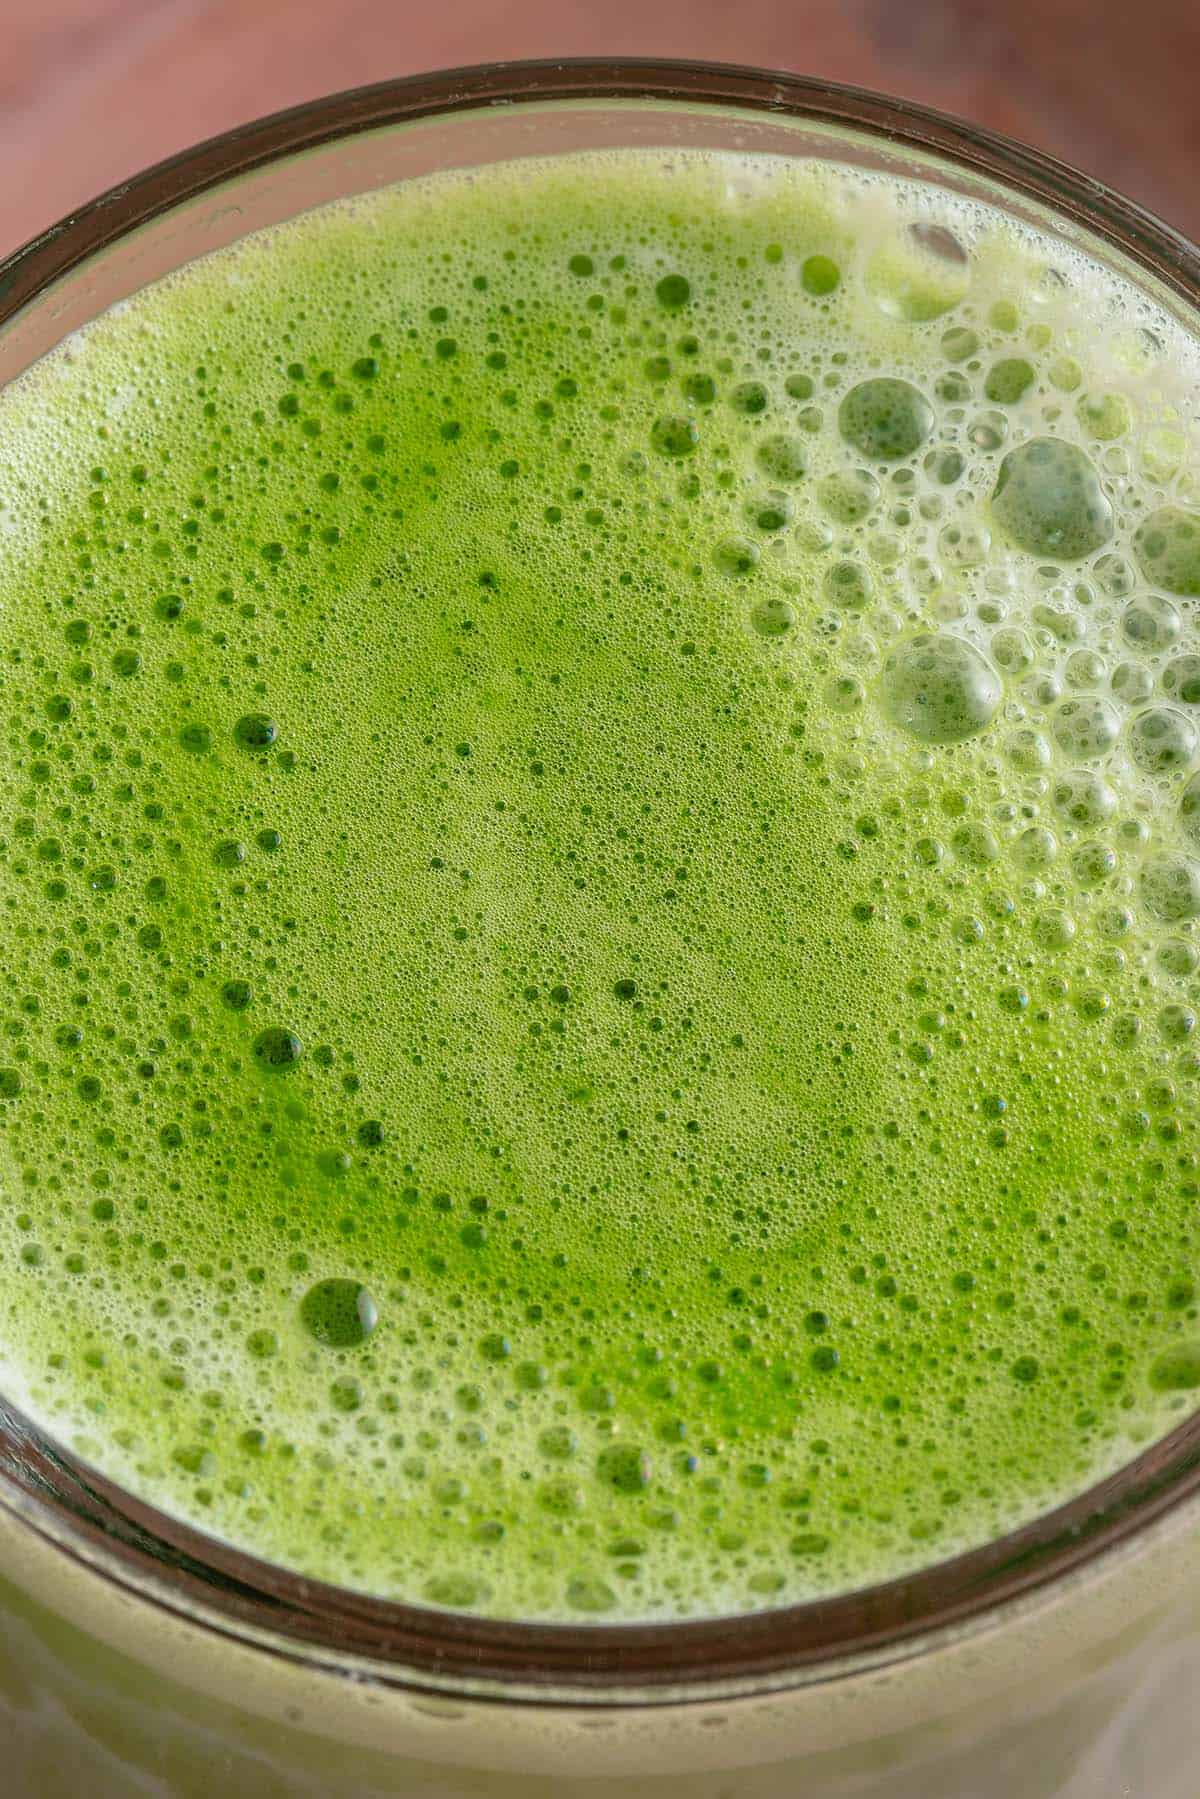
<box><xmin>3</xmin><ymin>58</ymin><xmax>1200</xmax><ymax>1799</ymax></box>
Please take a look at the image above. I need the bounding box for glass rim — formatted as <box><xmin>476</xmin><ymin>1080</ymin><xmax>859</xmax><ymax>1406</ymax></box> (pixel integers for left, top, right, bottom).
<box><xmin>3</xmin><ymin>55</ymin><xmax>1200</xmax><ymax>1704</ymax></box>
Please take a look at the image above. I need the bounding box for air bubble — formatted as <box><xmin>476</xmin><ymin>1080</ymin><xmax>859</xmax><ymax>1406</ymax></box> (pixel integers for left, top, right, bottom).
<box><xmin>1179</xmin><ymin>774</ymin><xmax>1200</xmax><ymax>844</ymax></box>
<box><xmin>748</xmin><ymin>491</ymin><xmax>794</xmax><ymax>532</ymax></box>
<box><xmin>1122</xmin><ymin>594</ymin><xmax>1181</xmax><ymax>651</ymax></box>
<box><xmin>650</xmin><ymin>416</ymin><xmax>698</xmax><ymax>458</ymax></box>
<box><xmin>756</xmin><ymin>436</ymin><xmax>809</xmax><ymax>482</ymax></box>
<box><xmin>300</xmin><ymin>1279</ymin><xmax>379</xmax><ymax>1348</ymax></box>
<box><xmin>1005</xmin><ymin>727</ymin><xmax>1052</xmax><ymax>772</ymax></box>
<box><xmin>880</xmin><ymin>633</ymin><xmax>1002</xmax><ymax>744</ymax></box>
<box><xmin>751</xmin><ymin>598</ymin><xmax>796</xmax><ymax>637</ymax></box>
<box><xmin>655</xmin><ymin>274</ymin><xmax>691</xmax><ymax>310</ymax></box>
<box><xmin>1071</xmin><ymin>841</ymin><xmax>1117</xmax><ymax>888</ymax></box>
<box><xmin>1142</xmin><ymin>854</ymin><xmax>1200</xmax><ymax>922</ymax></box>
<box><xmin>1052</xmin><ymin>696</ymin><xmax>1120</xmax><ymax>761</ymax></box>
<box><xmin>1112</xmin><ymin>662</ymin><xmax>1154</xmax><ymax>706</ymax></box>
<box><xmin>838</xmin><ymin>380</ymin><xmax>932</xmax><ymax>462</ymax></box>
<box><xmin>1133</xmin><ymin>507</ymin><xmax>1200</xmax><ymax>597</ymax></box>
<box><xmin>817</xmin><ymin>469</ymin><xmax>880</xmax><ymax>524</ymax></box>
<box><xmin>822</xmin><ymin>562</ymin><xmax>873</xmax><ymax>611</ymax></box>
<box><xmin>865</xmin><ymin>226</ymin><xmax>970</xmax><ymax>322</ymax></box>
<box><xmin>730</xmin><ymin>381</ymin><xmax>769</xmax><ymax>416</ymax></box>
<box><xmin>713</xmin><ymin>537</ymin><xmax>760</xmax><ymax>577</ymax></box>
<box><xmin>253</xmin><ymin>1027</ymin><xmax>303</xmax><ymax>1070</ymax></box>
<box><xmin>1162</xmin><ymin>658</ymin><xmax>1200</xmax><ymax>707</ymax></box>
<box><xmin>985</xmin><ymin>360</ymin><xmax>1035</xmax><ymax>405</ymax></box>
<box><xmin>234</xmin><ymin>714</ymin><xmax>278</xmax><ymax>751</ymax></box>
<box><xmin>1129</xmin><ymin>707</ymin><xmax>1197</xmax><ymax>776</ymax></box>
<box><xmin>1076</xmin><ymin>392</ymin><xmax>1131</xmax><ymax>441</ymax></box>
<box><xmin>1149</xmin><ymin>1343</ymin><xmax>1200</xmax><ymax>1391</ymax></box>
<box><xmin>991</xmin><ymin>439</ymin><xmax>1112</xmax><ymax>559</ymax></box>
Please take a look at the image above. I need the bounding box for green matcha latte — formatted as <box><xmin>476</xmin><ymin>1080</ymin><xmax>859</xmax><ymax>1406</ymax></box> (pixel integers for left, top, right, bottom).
<box><xmin>1</xmin><ymin>148</ymin><xmax>1199</xmax><ymax>1623</ymax></box>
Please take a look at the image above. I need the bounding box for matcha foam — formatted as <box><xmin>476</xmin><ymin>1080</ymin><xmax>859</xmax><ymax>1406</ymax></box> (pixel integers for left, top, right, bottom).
<box><xmin>1</xmin><ymin>148</ymin><xmax>1200</xmax><ymax>1622</ymax></box>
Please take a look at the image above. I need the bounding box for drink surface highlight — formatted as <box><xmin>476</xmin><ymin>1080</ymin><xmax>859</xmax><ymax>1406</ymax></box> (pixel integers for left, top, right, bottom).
<box><xmin>1</xmin><ymin>149</ymin><xmax>1200</xmax><ymax>1623</ymax></box>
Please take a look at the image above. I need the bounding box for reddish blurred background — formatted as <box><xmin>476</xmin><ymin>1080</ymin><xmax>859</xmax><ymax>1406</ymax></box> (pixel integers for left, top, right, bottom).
<box><xmin>2</xmin><ymin>0</ymin><xmax>1199</xmax><ymax>258</ymax></box>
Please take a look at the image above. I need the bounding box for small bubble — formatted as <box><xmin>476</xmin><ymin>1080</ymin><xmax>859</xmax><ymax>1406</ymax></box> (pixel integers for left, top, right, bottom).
<box><xmin>866</xmin><ymin>227</ymin><xmax>969</xmax><ymax>322</ymax></box>
<box><xmin>751</xmin><ymin>598</ymin><xmax>796</xmax><ymax>638</ymax></box>
<box><xmin>1150</xmin><ymin>1342</ymin><xmax>1200</xmax><ymax>1391</ymax></box>
<box><xmin>300</xmin><ymin>1279</ymin><xmax>379</xmax><ymax>1348</ymax></box>
<box><xmin>1129</xmin><ymin>706</ymin><xmax>1197</xmax><ymax>776</ymax></box>
<box><xmin>713</xmin><ymin>536</ymin><xmax>760</xmax><ymax>577</ymax></box>
<box><xmin>1159</xmin><ymin>938</ymin><xmax>1199</xmax><ymax>979</ymax></box>
<box><xmin>952</xmin><ymin>823</ymin><xmax>998</xmax><ymax>866</ymax></box>
<box><xmin>1052</xmin><ymin>696</ymin><xmax>1120</xmax><ymax>762</ymax></box>
<box><xmin>790</xmin><ymin>1532</ymin><xmax>831</xmax><ymax>1557</ymax></box>
<box><xmin>1180</xmin><ymin>773</ymin><xmax>1200</xmax><ymax>844</ymax></box>
<box><xmin>992</xmin><ymin>438</ymin><xmax>1112</xmax><ymax>559</ymax></box>
<box><xmin>1133</xmin><ymin>506</ymin><xmax>1200</xmax><ymax>596</ymax></box>
<box><xmin>234</xmin><ymin>714</ymin><xmax>279</xmax><ymax>751</ymax></box>
<box><xmin>941</xmin><ymin>326</ymin><xmax>979</xmax><ymax>362</ymax></box>
<box><xmin>253</xmin><ymin>1027</ymin><xmax>303</xmax><ymax>1070</ymax></box>
<box><xmin>650</xmin><ymin>416</ymin><xmax>699</xmax><ymax>459</ymax></box>
<box><xmin>756</xmin><ymin>435</ymin><xmax>809</xmax><ymax>482</ymax></box>
<box><xmin>822</xmin><ymin>561</ymin><xmax>873</xmax><ymax>611</ymax></box>
<box><xmin>1014</xmin><ymin>826</ymin><xmax>1058</xmax><ymax>869</ymax></box>
<box><xmin>1162</xmin><ymin>657</ymin><xmax>1200</xmax><ymax>708</ymax></box>
<box><xmin>655</xmin><ymin>274</ymin><xmax>691</xmax><ymax>310</ymax></box>
<box><xmin>881</xmin><ymin>633</ymin><xmax>1002</xmax><ymax>743</ymax></box>
<box><xmin>729</xmin><ymin>381</ymin><xmax>769</xmax><ymax>416</ymax></box>
<box><xmin>839</xmin><ymin>379</ymin><xmax>932</xmax><ymax>461</ymax></box>
<box><xmin>596</xmin><ymin>1444</ymin><xmax>652</xmax><ymax>1494</ymax></box>
<box><xmin>566</xmin><ymin>1576</ymin><xmax>616</xmax><ymax>1613</ymax></box>
<box><xmin>1076</xmin><ymin>391</ymin><xmax>1131</xmax><ymax>441</ymax></box>
<box><xmin>984</xmin><ymin>359</ymin><xmax>1035</xmax><ymax>405</ymax></box>
<box><xmin>747</xmin><ymin>490</ymin><xmax>794</xmax><ymax>532</ymax></box>
<box><xmin>681</xmin><ymin>373</ymin><xmax>716</xmax><ymax>407</ymax></box>
<box><xmin>970</xmin><ymin>411</ymin><xmax>1008</xmax><ymax>452</ymax></box>
<box><xmin>1142</xmin><ymin>854</ymin><xmax>1200</xmax><ymax>922</ymax></box>
<box><xmin>1034</xmin><ymin>909</ymin><xmax>1076</xmax><ymax>949</ymax></box>
<box><xmin>924</xmin><ymin>447</ymin><xmax>965</xmax><ymax>486</ymax></box>
<box><xmin>991</xmin><ymin>629</ymin><xmax>1034</xmax><ymax>676</ymax></box>
<box><xmin>425</xmin><ymin>1573</ymin><xmax>486</xmax><ymax>1609</ymax></box>
<box><xmin>1160</xmin><ymin>1004</ymin><xmax>1197</xmax><ymax>1042</ymax></box>
<box><xmin>1093</xmin><ymin>553</ymin><xmax>1135</xmax><ymax>598</ymax></box>
<box><xmin>1071</xmin><ymin>841</ymin><xmax>1117</xmax><ymax>889</ymax></box>
<box><xmin>817</xmin><ymin>469</ymin><xmax>880</xmax><ymax>524</ymax></box>
<box><xmin>801</xmin><ymin>255</ymin><xmax>840</xmax><ymax>296</ymax></box>
<box><xmin>1122</xmin><ymin>594</ymin><xmax>1181</xmax><ymax>651</ymax></box>
<box><xmin>1112</xmin><ymin>662</ymin><xmax>1154</xmax><ymax>706</ymax></box>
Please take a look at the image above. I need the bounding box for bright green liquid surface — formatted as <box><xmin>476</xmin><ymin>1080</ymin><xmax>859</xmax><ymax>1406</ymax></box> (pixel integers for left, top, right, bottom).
<box><xmin>2</xmin><ymin>151</ymin><xmax>1200</xmax><ymax>1620</ymax></box>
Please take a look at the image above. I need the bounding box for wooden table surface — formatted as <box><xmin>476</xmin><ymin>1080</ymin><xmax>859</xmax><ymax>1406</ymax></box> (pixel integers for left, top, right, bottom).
<box><xmin>2</xmin><ymin>0</ymin><xmax>1198</xmax><ymax>259</ymax></box>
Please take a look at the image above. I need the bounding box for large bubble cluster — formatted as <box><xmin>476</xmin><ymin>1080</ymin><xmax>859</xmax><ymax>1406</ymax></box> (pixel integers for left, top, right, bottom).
<box><xmin>0</xmin><ymin>147</ymin><xmax>1198</xmax><ymax>1625</ymax></box>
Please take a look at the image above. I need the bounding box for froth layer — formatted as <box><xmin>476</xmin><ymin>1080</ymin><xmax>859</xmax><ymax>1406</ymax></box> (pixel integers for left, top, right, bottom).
<box><xmin>0</xmin><ymin>149</ymin><xmax>1199</xmax><ymax>1620</ymax></box>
